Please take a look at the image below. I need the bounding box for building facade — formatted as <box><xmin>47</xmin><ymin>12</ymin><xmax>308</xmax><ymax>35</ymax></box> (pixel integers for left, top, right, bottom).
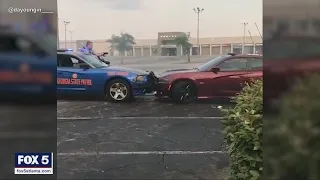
<box><xmin>59</xmin><ymin>32</ymin><xmax>263</xmax><ymax>56</ymax></box>
<box><xmin>264</xmin><ymin>1</ymin><xmax>320</xmax><ymax>39</ymax></box>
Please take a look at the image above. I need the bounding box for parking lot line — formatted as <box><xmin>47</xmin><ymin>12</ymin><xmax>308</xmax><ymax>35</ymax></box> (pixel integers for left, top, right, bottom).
<box><xmin>57</xmin><ymin>116</ymin><xmax>103</xmax><ymax>120</ymax></box>
<box><xmin>58</xmin><ymin>150</ymin><xmax>226</xmax><ymax>156</ymax></box>
<box><xmin>110</xmin><ymin>117</ymin><xmax>224</xmax><ymax>120</ymax></box>
<box><xmin>57</xmin><ymin>116</ymin><xmax>224</xmax><ymax>120</ymax></box>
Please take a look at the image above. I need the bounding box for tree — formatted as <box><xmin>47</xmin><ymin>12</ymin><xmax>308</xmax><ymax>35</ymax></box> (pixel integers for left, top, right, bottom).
<box><xmin>107</xmin><ymin>33</ymin><xmax>136</xmax><ymax>64</ymax></box>
<box><xmin>173</xmin><ymin>32</ymin><xmax>192</xmax><ymax>63</ymax></box>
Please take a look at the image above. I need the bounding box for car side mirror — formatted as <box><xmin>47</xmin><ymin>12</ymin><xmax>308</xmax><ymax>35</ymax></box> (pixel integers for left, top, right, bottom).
<box><xmin>211</xmin><ymin>67</ymin><xmax>220</xmax><ymax>73</ymax></box>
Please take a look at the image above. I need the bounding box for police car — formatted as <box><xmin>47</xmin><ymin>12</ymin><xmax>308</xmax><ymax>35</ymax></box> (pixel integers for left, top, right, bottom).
<box><xmin>0</xmin><ymin>26</ymin><xmax>56</xmax><ymax>103</ymax></box>
<box><xmin>57</xmin><ymin>49</ymin><xmax>157</xmax><ymax>102</ymax></box>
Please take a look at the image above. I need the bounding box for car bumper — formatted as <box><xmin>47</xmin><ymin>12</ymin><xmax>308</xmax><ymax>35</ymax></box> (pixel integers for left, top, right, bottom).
<box><xmin>132</xmin><ymin>71</ymin><xmax>158</xmax><ymax>95</ymax></box>
<box><xmin>132</xmin><ymin>83</ymin><xmax>155</xmax><ymax>94</ymax></box>
<box><xmin>154</xmin><ymin>82</ymin><xmax>171</xmax><ymax>99</ymax></box>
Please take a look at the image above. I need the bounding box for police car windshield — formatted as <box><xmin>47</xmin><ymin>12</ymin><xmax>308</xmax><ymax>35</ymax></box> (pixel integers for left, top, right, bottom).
<box><xmin>77</xmin><ymin>53</ymin><xmax>108</xmax><ymax>68</ymax></box>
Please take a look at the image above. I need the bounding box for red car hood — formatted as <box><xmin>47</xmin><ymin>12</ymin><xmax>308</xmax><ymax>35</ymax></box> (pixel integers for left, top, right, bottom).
<box><xmin>159</xmin><ymin>68</ymin><xmax>198</xmax><ymax>77</ymax></box>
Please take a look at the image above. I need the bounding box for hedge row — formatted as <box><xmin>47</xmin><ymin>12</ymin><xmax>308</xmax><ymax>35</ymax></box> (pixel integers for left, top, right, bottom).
<box><xmin>264</xmin><ymin>73</ymin><xmax>320</xmax><ymax>179</ymax></box>
<box><xmin>221</xmin><ymin>74</ymin><xmax>320</xmax><ymax>180</ymax></box>
<box><xmin>221</xmin><ymin>79</ymin><xmax>263</xmax><ymax>180</ymax></box>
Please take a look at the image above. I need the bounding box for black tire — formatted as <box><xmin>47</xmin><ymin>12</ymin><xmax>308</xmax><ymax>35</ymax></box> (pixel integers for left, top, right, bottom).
<box><xmin>105</xmin><ymin>78</ymin><xmax>132</xmax><ymax>102</ymax></box>
<box><xmin>171</xmin><ymin>80</ymin><xmax>197</xmax><ymax>103</ymax></box>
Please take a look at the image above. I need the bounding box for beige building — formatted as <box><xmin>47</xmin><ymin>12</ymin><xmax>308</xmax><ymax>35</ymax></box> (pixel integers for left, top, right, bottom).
<box><xmin>59</xmin><ymin>32</ymin><xmax>263</xmax><ymax>56</ymax></box>
<box><xmin>264</xmin><ymin>1</ymin><xmax>320</xmax><ymax>39</ymax></box>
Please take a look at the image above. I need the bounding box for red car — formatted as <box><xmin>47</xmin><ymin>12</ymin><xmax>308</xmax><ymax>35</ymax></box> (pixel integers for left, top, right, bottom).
<box><xmin>264</xmin><ymin>37</ymin><xmax>320</xmax><ymax>108</ymax></box>
<box><xmin>155</xmin><ymin>53</ymin><xmax>262</xmax><ymax>103</ymax></box>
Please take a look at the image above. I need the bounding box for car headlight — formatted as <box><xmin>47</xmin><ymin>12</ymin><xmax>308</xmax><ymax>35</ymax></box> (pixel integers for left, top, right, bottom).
<box><xmin>135</xmin><ymin>75</ymin><xmax>146</xmax><ymax>82</ymax></box>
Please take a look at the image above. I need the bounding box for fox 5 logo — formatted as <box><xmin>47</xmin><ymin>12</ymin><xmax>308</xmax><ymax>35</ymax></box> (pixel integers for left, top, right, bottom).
<box><xmin>17</xmin><ymin>155</ymin><xmax>49</xmax><ymax>165</ymax></box>
<box><xmin>15</xmin><ymin>153</ymin><xmax>53</xmax><ymax>167</ymax></box>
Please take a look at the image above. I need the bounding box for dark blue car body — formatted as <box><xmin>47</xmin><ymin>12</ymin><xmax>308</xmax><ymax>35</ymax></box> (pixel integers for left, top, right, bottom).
<box><xmin>57</xmin><ymin>50</ymin><xmax>157</xmax><ymax>100</ymax></box>
<box><xmin>0</xmin><ymin>29</ymin><xmax>56</xmax><ymax>102</ymax></box>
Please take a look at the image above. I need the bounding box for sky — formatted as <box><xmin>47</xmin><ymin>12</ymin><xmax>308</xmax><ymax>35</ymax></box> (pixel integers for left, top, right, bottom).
<box><xmin>58</xmin><ymin>0</ymin><xmax>262</xmax><ymax>40</ymax></box>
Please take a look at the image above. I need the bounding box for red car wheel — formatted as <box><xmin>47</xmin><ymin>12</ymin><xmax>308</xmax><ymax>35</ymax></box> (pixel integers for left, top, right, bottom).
<box><xmin>171</xmin><ymin>81</ymin><xmax>196</xmax><ymax>103</ymax></box>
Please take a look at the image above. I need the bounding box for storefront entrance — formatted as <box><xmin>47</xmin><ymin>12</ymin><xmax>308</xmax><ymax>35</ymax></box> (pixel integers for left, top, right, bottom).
<box><xmin>161</xmin><ymin>48</ymin><xmax>177</xmax><ymax>56</ymax></box>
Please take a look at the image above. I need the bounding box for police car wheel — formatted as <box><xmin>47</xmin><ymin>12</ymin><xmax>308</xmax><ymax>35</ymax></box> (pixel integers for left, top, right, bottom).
<box><xmin>105</xmin><ymin>78</ymin><xmax>132</xmax><ymax>102</ymax></box>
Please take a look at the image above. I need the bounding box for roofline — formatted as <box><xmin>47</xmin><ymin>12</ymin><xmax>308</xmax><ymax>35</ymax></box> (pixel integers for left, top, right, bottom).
<box><xmin>69</xmin><ymin>36</ymin><xmax>261</xmax><ymax>43</ymax></box>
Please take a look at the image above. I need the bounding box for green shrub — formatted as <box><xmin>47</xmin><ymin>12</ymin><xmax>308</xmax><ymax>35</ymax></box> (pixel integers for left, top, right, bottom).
<box><xmin>264</xmin><ymin>73</ymin><xmax>320</xmax><ymax>179</ymax></box>
<box><xmin>220</xmin><ymin>79</ymin><xmax>263</xmax><ymax>180</ymax></box>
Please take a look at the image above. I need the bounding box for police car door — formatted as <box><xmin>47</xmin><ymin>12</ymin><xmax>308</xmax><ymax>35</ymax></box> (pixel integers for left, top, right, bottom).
<box><xmin>57</xmin><ymin>54</ymin><xmax>91</xmax><ymax>93</ymax></box>
<box><xmin>0</xmin><ymin>34</ymin><xmax>54</xmax><ymax>94</ymax></box>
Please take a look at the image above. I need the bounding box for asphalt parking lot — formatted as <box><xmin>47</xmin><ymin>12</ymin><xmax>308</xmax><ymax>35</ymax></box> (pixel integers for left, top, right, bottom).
<box><xmin>57</xmin><ymin>59</ymin><xmax>230</xmax><ymax>179</ymax></box>
<box><xmin>0</xmin><ymin>104</ymin><xmax>56</xmax><ymax>179</ymax></box>
<box><xmin>57</xmin><ymin>96</ymin><xmax>230</xmax><ymax>179</ymax></box>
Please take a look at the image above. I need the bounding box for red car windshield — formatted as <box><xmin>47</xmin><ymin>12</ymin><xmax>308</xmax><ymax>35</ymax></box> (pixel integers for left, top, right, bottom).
<box><xmin>198</xmin><ymin>55</ymin><xmax>230</xmax><ymax>71</ymax></box>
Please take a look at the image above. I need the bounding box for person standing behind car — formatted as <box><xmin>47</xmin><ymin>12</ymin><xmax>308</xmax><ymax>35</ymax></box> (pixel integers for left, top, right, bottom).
<box><xmin>80</xmin><ymin>41</ymin><xmax>95</xmax><ymax>54</ymax></box>
<box><xmin>79</xmin><ymin>41</ymin><xmax>105</xmax><ymax>56</ymax></box>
